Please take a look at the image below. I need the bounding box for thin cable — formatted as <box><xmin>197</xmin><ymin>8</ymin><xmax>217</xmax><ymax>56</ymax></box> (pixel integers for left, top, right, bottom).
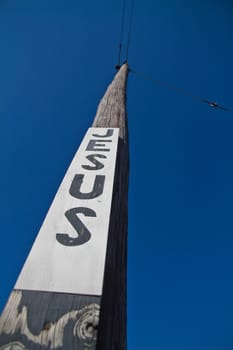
<box><xmin>130</xmin><ymin>67</ymin><xmax>233</xmax><ymax>115</ymax></box>
<box><xmin>126</xmin><ymin>0</ymin><xmax>135</xmax><ymax>62</ymax></box>
<box><xmin>201</xmin><ymin>99</ymin><xmax>233</xmax><ymax>114</ymax></box>
<box><xmin>130</xmin><ymin>68</ymin><xmax>201</xmax><ymax>102</ymax></box>
<box><xmin>117</xmin><ymin>0</ymin><xmax>127</xmax><ymax>67</ymax></box>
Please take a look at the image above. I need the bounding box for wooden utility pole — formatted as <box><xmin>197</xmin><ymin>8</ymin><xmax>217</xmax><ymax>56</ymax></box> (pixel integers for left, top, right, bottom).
<box><xmin>0</xmin><ymin>63</ymin><xmax>129</xmax><ymax>350</ymax></box>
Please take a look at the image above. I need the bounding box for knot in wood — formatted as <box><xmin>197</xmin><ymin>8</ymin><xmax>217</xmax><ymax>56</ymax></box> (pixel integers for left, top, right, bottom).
<box><xmin>43</xmin><ymin>322</ymin><xmax>52</xmax><ymax>331</ymax></box>
<box><xmin>73</xmin><ymin>303</ymin><xmax>99</xmax><ymax>342</ymax></box>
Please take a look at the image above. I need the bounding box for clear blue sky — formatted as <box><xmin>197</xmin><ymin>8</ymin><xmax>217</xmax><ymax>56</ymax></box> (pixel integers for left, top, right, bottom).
<box><xmin>1</xmin><ymin>1</ymin><xmax>233</xmax><ymax>349</ymax></box>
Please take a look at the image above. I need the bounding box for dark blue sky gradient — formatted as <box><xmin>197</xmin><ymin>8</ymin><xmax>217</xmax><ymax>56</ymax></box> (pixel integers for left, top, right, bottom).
<box><xmin>1</xmin><ymin>1</ymin><xmax>233</xmax><ymax>349</ymax></box>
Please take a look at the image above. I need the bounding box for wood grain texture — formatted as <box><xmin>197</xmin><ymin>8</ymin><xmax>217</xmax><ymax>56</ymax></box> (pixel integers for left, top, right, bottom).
<box><xmin>0</xmin><ymin>290</ymin><xmax>100</xmax><ymax>350</ymax></box>
<box><xmin>0</xmin><ymin>64</ymin><xmax>129</xmax><ymax>350</ymax></box>
<box><xmin>94</xmin><ymin>64</ymin><xmax>129</xmax><ymax>350</ymax></box>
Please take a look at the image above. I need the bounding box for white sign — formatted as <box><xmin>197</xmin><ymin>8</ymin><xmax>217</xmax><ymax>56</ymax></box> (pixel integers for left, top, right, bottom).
<box><xmin>15</xmin><ymin>128</ymin><xmax>119</xmax><ymax>296</ymax></box>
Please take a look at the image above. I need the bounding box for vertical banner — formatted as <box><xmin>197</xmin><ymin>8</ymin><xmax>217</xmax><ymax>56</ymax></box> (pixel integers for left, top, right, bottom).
<box><xmin>15</xmin><ymin>128</ymin><xmax>119</xmax><ymax>296</ymax></box>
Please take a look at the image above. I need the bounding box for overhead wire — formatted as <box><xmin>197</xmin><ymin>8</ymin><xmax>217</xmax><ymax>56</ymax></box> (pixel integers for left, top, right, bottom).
<box><xmin>116</xmin><ymin>2</ymin><xmax>232</xmax><ymax>115</ymax></box>
<box><xmin>130</xmin><ymin>67</ymin><xmax>233</xmax><ymax>115</ymax></box>
<box><xmin>117</xmin><ymin>0</ymin><xmax>127</xmax><ymax>67</ymax></box>
<box><xmin>126</xmin><ymin>0</ymin><xmax>135</xmax><ymax>62</ymax></box>
<box><xmin>116</xmin><ymin>0</ymin><xmax>135</xmax><ymax>68</ymax></box>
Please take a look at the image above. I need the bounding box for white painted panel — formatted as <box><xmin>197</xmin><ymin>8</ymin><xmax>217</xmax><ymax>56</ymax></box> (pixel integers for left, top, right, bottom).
<box><xmin>15</xmin><ymin>128</ymin><xmax>119</xmax><ymax>296</ymax></box>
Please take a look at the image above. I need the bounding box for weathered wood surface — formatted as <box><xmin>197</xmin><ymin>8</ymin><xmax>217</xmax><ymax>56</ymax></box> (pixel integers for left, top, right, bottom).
<box><xmin>0</xmin><ymin>63</ymin><xmax>129</xmax><ymax>350</ymax></box>
<box><xmin>94</xmin><ymin>64</ymin><xmax>129</xmax><ymax>350</ymax></box>
<box><xmin>0</xmin><ymin>291</ymin><xmax>100</xmax><ymax>350</ymax></box>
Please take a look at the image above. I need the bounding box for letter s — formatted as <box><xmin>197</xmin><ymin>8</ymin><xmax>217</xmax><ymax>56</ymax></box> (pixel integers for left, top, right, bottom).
<box><xmin>56</xmin><ymin>207</ymin><xmax>96</xmax><ymax>246</ymax></box>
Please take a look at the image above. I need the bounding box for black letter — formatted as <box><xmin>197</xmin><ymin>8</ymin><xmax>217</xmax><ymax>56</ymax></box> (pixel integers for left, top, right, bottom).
<box><xmin>82</xmin><ymin>154</ymin><xmax>106</xmax><ymax>170</ymax></box>
<box><xmin>92</xmin><ymin>129</ymin><xmax>114</xmax><ymax>138</ymax></box>
<box><xmin>86</xmin><ymin>139</ymin><xmax>112</xmax><ymax>152</ymax></box>
<box><xmin>69</xmin><ymin>174</ymin><xmax>105</xmax><ymax>199</ymax></box>
<box><xmin>56</xmin><ymin>207</ymin><xmax>96</xmax><ymax>246</ymax></box>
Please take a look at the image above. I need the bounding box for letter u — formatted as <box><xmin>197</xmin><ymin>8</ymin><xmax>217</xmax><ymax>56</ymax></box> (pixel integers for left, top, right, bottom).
<box><xmin>69</xmin><ymin>174</ymin><xmax>105</xmax><ymax>199</ymax></box>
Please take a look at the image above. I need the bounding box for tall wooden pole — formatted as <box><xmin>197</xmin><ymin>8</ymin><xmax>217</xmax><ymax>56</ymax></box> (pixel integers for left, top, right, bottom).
<box><xmin>0</xmin><ymin>63</ymin><xmax>129</xmax><ymax>350</ymax></box>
